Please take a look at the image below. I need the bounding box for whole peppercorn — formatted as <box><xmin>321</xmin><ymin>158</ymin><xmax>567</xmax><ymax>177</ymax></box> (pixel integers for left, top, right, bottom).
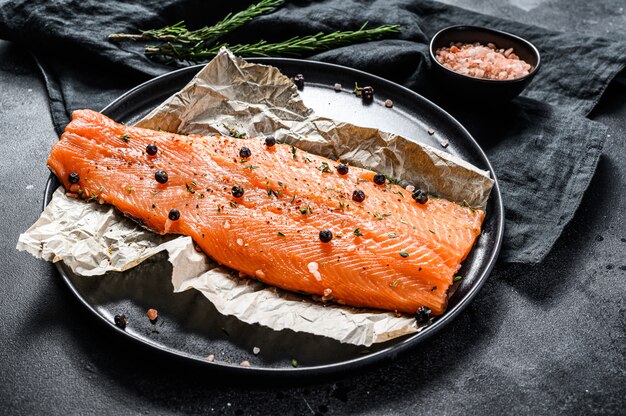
<box><xmin>293</xmin><ymin>74</ymin><xmax>305</xmax><ymax>89</ymax></box>
<box><xmin>232</xmin><ymin>185</ymin><xmax>244</xmax><ymax>198</ymax></box>
<box><xmin>154</xmin><ymin>170</ymin><xmax>168</xmax><ymax>184</ymax></box>
<box><xmin>146</xmin><ymin>143</ymin><xmax>158</xmax><ymax>156</ymax></box>
<box><xmin>412</xmin><ymin>189</ymin><xmax>429</xmax><ymax>204</ymax></box>
<box><xmin>362</xmin><ymin>86</ymin><xmax>374</xmax><ymax>101</ymax></box>
<box><xmin>373</xmin><ymin>173</ymin><xmax>386</xmax><ymax>185</ymax></box>
<box><xmin>68</xmin><ymin>172</ymin><xmax>80</xmax><ymax>184</ymax></box>
<box><xmin>336</xmin><ymin>164</ymin><xmax>349</xmax><ymax>175</ymax></box>
<box><xmin>415</xmin><ymin>306</ymin><xmax>432</xmax><ymax>324</ymax></box>
<box><xmin>168</xmin><ymin>208</ymin><xmax>180</xmax><ymax>221</ymax></box>
<box><xmin>239</xmin><ymin>147</ymin><xmax>252</xmax><ymax>158</ymax></box>
<box><xmin>319</xmin><ymin>229</ymin><xmax>333</xmax><ymax>243</ymax></box>
<box><xmin>146</xmin><ymin>308</ymin><xmax>158</xmax><ymax>323</ymax></box>
<box><xmin>265</xmin><ymin>136</ymin><xmax>276</xmax><ymax>147</ymax></box>
<box><xmin>114</xmin><ymin>313</ymin><xmax>128</xmax><ymax>329</ymax></box>
<box><xmin>352</xmin><ymin>189</ymin><xmax>366</xmax><ymax>202</ymax></box>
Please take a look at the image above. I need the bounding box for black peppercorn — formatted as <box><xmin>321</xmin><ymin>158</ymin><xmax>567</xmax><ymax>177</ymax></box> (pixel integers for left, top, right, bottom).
<box><xmin>154</xmin><ymin>170</ymin><xmax>168</xmax><ymax>184</ymax></box>
<box><xmin>168</xmin><ymin>208</ymin><xmax>180</xmax><ymax>221</ymax></box>
<box><xmin>232</xmin><ymin>185</ymin><xmax>244</xmax><ymax>198</ymax></box>
<box><xmin>336</xmin><ymin>164</ymin><xmax>349</xmax><ymax>175</ymax></box>
<box><xmin>362</xmin><ymin>86</ymin><xmax>374</xmax><ymax>101</ymax></box>
<box><xmin>412</xmin><ymin>189</ymin><xmax>429</xmax><ymax>204</ymax></box>
<box><xmin>114</xmin><ymin>313</ymin><xmax>128</xmax><ymax>329</ymax></box>
<box><xmin>239</xmin><ymin>147</ymin><xmax>252</xmax><ymax>158</ymax></box>
<box><xmin>415</xmin><ymin>306</ymin><xmax>432</xmax><ymax>324</ymax></box>
<box><xmin>373</xmin><ymin>173</ymin><xmax>386</xmax><ymax>185</ymax></box>
<box><xmin>265</xmin><ymin>136</ymin><xmax>276</xmax><ymax>147</ymax></box>
<box><xmin>68</xmin><ymin>172</ymin><xmax>80</xmax><ymax>184</ymax></box>
<box><xmin>352</xmin><ymin>189</ymin><xmax>366</xmax><ymax>202</ymax></box>
<box><xmin>319</xmin><ymin>229</ymin><xmax>333</xmax><ymax>243</ymax></box>
<box><xmin>146</xmin><ymin>143</ymin><xmax>158</xmax><ymax>156</ymax></box>
<box><xmin>293</xmin><ymin>74</ymin><xmax>305</xmax><ymax>89</ymax></box>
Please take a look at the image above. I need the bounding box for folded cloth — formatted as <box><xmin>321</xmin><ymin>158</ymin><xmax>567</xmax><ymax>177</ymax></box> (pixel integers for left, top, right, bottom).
<box><xmin>1</xmin><ymin>0</ymin><xmax>624</xmax><ymax>263</ymax></box>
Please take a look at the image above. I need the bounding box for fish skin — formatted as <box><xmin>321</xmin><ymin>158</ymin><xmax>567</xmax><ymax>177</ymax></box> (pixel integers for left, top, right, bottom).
<box><xmin>48</xmin><ymin>110</ymin><xmax>485</xmax><ymax>315</ymax></box>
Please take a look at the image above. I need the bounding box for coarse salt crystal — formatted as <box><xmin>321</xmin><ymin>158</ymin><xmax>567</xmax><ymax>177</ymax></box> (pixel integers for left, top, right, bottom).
<box><xmin>236</xmin><ymin>238</ymin><xmax>243</xmax><ymax>246</ymax></box>
<box><xmin>224</xmin><ymin>221</ymin><xmax>230</xmax><ymax>229</ymax></box>
<box><xmin>253</xmin><ymin>347</ymin><xmax>260</xmax><ymax>355</ymax></box>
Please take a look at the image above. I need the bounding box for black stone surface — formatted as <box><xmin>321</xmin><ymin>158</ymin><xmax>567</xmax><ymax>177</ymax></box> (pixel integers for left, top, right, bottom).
<box><xmin>1</xmin><ymin>1</ymin><xmax>625</xmax><ymax>415</ymax></box>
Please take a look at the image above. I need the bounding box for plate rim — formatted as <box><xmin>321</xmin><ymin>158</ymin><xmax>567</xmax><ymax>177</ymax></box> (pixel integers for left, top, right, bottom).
<box><xmin>44</xmin><ymin>57</ymin><xmax>504</xmax><ymax>377</ymax></box>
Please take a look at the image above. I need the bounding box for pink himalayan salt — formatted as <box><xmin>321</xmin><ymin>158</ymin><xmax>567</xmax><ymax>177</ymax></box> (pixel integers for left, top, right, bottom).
<box><xmin>435</xmin><ymin>42</ymin><xmax>532</xmax><ymax>80</ymax></box>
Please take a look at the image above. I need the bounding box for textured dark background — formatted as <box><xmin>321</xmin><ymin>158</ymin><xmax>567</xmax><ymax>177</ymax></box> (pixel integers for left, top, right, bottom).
<box><xmin>1</xmin><ymin>0</ymin><xmax>625</xmax><ymax>415</ymax></box>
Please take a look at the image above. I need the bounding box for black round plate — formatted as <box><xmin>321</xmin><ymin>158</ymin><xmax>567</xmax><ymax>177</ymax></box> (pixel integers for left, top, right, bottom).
<box><xmin>44</xmin><ymin>58</ymin><xmax>504</xmax><ymax>378</ymax></box>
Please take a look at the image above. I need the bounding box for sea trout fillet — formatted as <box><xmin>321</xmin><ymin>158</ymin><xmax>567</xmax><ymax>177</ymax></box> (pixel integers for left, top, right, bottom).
<box><xmin>48</xmin><ymin>110</ymin><xmax>485</xmax><ymax>315</ymax></box>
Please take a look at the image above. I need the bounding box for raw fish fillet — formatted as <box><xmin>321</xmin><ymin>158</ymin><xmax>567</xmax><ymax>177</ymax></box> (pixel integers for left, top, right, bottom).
<box><xmin>48</xmin><ymin>110</ymin><xmax>485</xmax><ymax>315</ymax></box>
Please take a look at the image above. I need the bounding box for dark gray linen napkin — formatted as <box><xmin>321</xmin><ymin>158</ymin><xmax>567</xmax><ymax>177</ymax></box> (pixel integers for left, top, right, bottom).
<box><xmin>1</xmin><ymin>0</ymin><xmax>624</xmax><ymax>263</ymax></box>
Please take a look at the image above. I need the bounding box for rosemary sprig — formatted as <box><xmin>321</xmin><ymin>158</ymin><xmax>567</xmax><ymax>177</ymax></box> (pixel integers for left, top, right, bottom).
<box><xmin>108</xmin><ymin>0</ymin><xmax>285</xmax><ymax>42</ymax></box>
<box><xmin>145</xmin><ymin>23</ymin><xmax>400</xmax><ymax>61</ymax></box>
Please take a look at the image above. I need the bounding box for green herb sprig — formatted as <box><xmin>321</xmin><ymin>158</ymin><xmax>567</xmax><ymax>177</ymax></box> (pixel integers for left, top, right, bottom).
<box><xmin>109</xmin><ymin>0</ymin><xmax>400</xmax><ymax>64</ymax></box>
<box><xmin>108</xmin><ymin>0</ymin><xmax>286</xmax><ymax>43</ymax></box>
<box><xmin>145</xmin><ymin>23</ymin><xmax>400</xmax><ymax>61</ymax></box>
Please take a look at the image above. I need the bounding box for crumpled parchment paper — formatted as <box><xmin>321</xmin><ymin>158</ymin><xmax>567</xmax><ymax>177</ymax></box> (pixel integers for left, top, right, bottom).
<box><xmin>17</xmin><ymin>48</ymin><xmax>494</xmax><ymax>347</ymax></box>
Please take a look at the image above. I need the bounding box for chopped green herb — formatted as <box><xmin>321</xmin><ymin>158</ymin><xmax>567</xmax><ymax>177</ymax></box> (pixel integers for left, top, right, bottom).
<box><xmin>400</xmin><ymin>219</ymin><xmax>409</xmax><ymax>225</ymax></box>
<box><xmin>399</xmin><ymin>251</ymin><xmax>409</xmax><ymax>258</ymax></box>
<box><xmin>98</xmin><ymin>186</ymin><xmax>104</xmax><ymax>192</ymax></box>
<box><xmin>185</xmin><ymin>183</ymin><xmax>195</xmax><ymax>194</ymax></box>
<box><xmin>299</xmin><ymin>208</ymin><xmax>308</xmax><ymax>215</ymax></box>
<box><xmin>191</xmin><ymin>180</ymin><xmax>198</xmax><ymax>187</ymax></box>
<box><xmin>217</xmin><ymin>205</ymin><xmax>222</xmax><ymax>213</ymax></box>
<box><xmin>198</xmin><ymin>193</ymin><xmax>204</xmax><ymax>199</ymax></box>
<box><xmin>388</xmin><ymin>232</ymin><xmax>398</xmax><ymax>238</ymax></box>
<box><xmin>119</xmin><ymin>134</ymin><xmax>130</xmax><ymax>142</ymax></box>
<box><xmin>372</xmin><ymin>212</ymin><xmax>391</xmax><ymax>220</ymax></box>
<box><xmin>291</xmin><ymin>359</ymin><xmax>298</xmax><ymax>367</ymax></box>
<box><xmin>353</xmin><ymin>228</ymin><xmax>364</xmax><ymax>236</ymax></box>
<box><xmin>87</xmin><ymin>195</ymin><xmax>98</xmax><ymax>202</ymax></box>
<box><xmin>389</xmin><ymin>280</ymin><xmax>399</xmax><ymax>287</ymax></box>
<box><xmin>267</xmin><ymin>189</ymin><xmax>281</xmax><ymax>198</ymax></box>
<box><xmin>291</xmin><ymin>145</ymin><xmax>297</xmax><ymax>160</ymax></box>
<box><xmin>125</xmin><ymin>187</ymin><xmax>133</xmax><ymax>193</ymax></box>
<box><xmin>357</xmin><ymin>179</ymin><xmax>369</xmax><ymax>183</ymax></box>
<box><xmin>223</xmin><ymin>124</ymin><xmax>246</xmax><ymax>138</ymax></box>
<box><xmin>429</xmin><ymin>229</ymin><xmax>436</xmax><ymax>234</ymax></box>
<box><xmin>431</xmin><ymin>286</ymin><xmax>437</xmax><ymax>291</ymax></box>
<box><xmin>290</xmin><ymin>194</ymin><xmax>296</xmax><ymax>203</ymax></box>
<box><xmin>277</xmin><ymin>232</ymin><xmax>286</xmax><ymax>237</ymax></box>
<box><xmin>304</xmin><ymin>156</ymin><xmax>312</xmax><ymax>163</ymax></box>
<box><xmin>393</xmin><ymin>190</ymin><xmax>404</xmax><ymax>198</ymax></box>
<box><xmin>278</xmin><ymin>181</ymin><xmax>284</xmax><ymax>186</ymax></box>
<box><xmin>243</xmin><ymin>165</ymin><xmax>259</xmax><ymax>170</ymax></box>
<box><xmin>461</xmin><ymin>200</ymin><xmax>477</xmax><ymax>212</ymax></box>
<box><xmin>77</xmin><ymin>189</ymin><xmax>84</xmax><ymax>198</ymax></box>
<box><xmin>153</xmin><ymin>190</ymin><xmax>160</xmax><ymax>197</ymax></box>
<box><xmin>454</xmin><ymin>275</ymin><xmax>463</xmax><ymax>282</ymax></box>
<box><xmin>318</xmin><ymin>161</ymin><xmax>332</xmax><ymax>173</ymax></box>
<box><xmin>229</xmin><ymin>201</ymin><xmax>238</xmax><ymax>208</ymax></box>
